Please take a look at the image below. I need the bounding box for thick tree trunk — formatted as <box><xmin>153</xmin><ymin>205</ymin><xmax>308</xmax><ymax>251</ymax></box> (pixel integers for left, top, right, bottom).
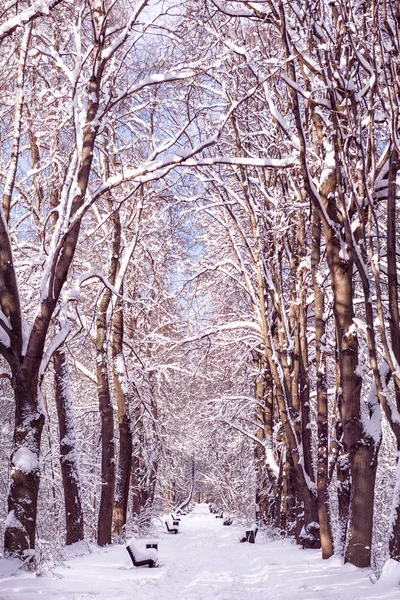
<box><xmin>345</xmin><ymin>443</ymin><xmax>377</xmax><ymax>567</ymax></box>
<box><xmin>323</xmin><ymin>198</ymin><xmax>375</xmax><ymax>567</ymax></box>
<box><xmin>53</xmin><ymin>346</ymin><xmax>84</xmax><ymax>546</ymax></box>
<box><xmin>5</xmin><ymin>370</ymin><xmax>44</xmax><ymax>559</ymax></box>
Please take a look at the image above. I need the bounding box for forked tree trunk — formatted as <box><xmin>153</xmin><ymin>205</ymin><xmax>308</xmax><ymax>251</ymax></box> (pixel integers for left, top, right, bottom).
<box><xmin>53</xmin><ymin>345</ymin><xmax>84</xmax><ymax>545</ymax></box>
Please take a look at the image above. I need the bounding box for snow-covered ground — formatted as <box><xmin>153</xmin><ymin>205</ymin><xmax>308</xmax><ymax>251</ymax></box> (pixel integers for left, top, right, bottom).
<box><xmin>1</xmin><ymin>504</ymin><xmax>400</xmax><ymax>600</ymax></box>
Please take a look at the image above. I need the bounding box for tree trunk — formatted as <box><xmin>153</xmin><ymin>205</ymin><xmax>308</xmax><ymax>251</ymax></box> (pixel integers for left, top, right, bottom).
<box><xmin>96</xmin><ymin>336</ymin><xmax>115</xmax><ymax>546</ymax></box>
<box><xmin>323</xmin><ymin>201</ymin><xmax>375</xmax><ymax>567</ymax></box>
<box><xmin>53</xmin><ymin>345</ymin><xmax>84</xmax><ymax>546</ymax></box>
<box><xmin>4</xmin><ymin>370</ymin><xmax>44</xmax><ymax>560</ymax></box>
<box><xmin>96</xmin><ymin>144</ymin><xmax>122</xmax><ymax>546</ymax></box>
<box><xmin>312</xmin><ymin>208</ymin><xmax>334</xmax><ymax>559</ymax></box>
<box><xmin>264</xmin><ymin>339</ymin><xmax>320</xmax><ymax>547</ymax></box>
<box><xmin>95</xmin><ymin>282</ymin><xmax>116</xmax><ymax>546</ymax></box>
<box><xmin>112</xmin><ymin>293</ymin><xmax>132</xmax><ymax>537</ymax></box>
<box><xmin>386</xmin><ymin>149</ymin><xmax>400</xmax><ymax>561</ymax></box>
<box><xmin>336</xmin><ymin>451</ymin><xmax>351</xmax><ymax>556</ymax></box>
<box><xmin>255</xmin><ymin>354</ymin><xmax>277</xmax><ymax>524</ymax></box>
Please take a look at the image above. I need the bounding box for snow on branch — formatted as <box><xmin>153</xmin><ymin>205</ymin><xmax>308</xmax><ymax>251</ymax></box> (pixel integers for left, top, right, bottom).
<box><xmin>169</xmin><ymin>320</ymin><xmax>263</xmax><ymax>351</ymax></box>
<box><xmin>209</xmin><ymin>0</ymin><xmax>254</xmax><ymax>18</ymax></box>
<box><xmin>99</xmin><ymin>150</ymin><xmax>296</xmax><ymax>195</ymax></box>
<box><xmin>73</xmin><ymin>360</ymin><xmax>97</xmax><ymax>384</ymax></box>
<box><xmin>39</xmin><ymin>318</ymin><xmax>71</xmax><ymax>377</ymax></box>
<box><xmin>0</xmin><ymin>0</ymin><xmax>65</xmax><ymax>43</ymax></box>
<box><xmin>109</xmin><ymin>68</ymin><xmax>198</xmax><ymax>109</ymax></box>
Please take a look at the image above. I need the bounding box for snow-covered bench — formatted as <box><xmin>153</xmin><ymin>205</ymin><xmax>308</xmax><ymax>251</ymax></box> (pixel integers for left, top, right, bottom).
<box><xmin>223</xmin><ymin>517</ymin><xmax>233</xmax><ymax>526</ymax></box>
<box><xmin>126</xmin><ymin>540</ymin><xmax>158</xmax><ymax>568</ymax></box>
<box><xmin>165</xmin><ymin>520</ymin><xmax>179</xmax><ymax>534</ymax></box>
<box><xmin>245</xmin><ymin>526</ymin><xmax>258</xmax><ymax>544</ymax></box>
<box><xmin>171</xmin><ymin>514</ymin><xmax>181</xmax><ymax>522</ymax></box>
<box><xmin>239</xmin><ymin>526</ymin><xmax>258</xmax><ymax>543</ymax></box>
<box><xmin>215</xmin><ymin>511</ymin><xmax>223</xmax><ymax>519</ymax></box>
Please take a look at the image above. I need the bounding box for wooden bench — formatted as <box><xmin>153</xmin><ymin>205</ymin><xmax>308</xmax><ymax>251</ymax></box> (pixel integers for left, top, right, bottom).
<box><xmin>171</xmin><ymin>514</ymin><xmax>181</xmax><ymax>522</ymax></box>
<box><xmin>126</xmin><ymin>544</ymin><xmax>157</xmax><ymax>568</ymax></box>
<box><xmin>165</xmin><ymin>520</ymin><xmax>179</xmax><ymax>534</ymax></box>
<box><xmin>245</xmin><ymin>527</ymin><xmax>258</xmax><ymax>543</ymax></box>
<box><xmin>145</xmin><ymin>542</ymin><xmax>158</xmax><ymax>551</ymax></box>
<box><xmin>223</xmin><ymin>517</ymin><xmax>233</xmax><ymax>526</ymax></box>
<box><xmin>215</xmin><ymin>511</ymin><xmax>223</xmax><ymax>519</ymax></box>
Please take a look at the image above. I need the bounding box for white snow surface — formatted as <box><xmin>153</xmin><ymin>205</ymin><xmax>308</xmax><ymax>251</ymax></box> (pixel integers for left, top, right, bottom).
<box><xmin>0</xmin><ymin>504</ymin><xmax>399</xmax><ymax>599</ymax></box>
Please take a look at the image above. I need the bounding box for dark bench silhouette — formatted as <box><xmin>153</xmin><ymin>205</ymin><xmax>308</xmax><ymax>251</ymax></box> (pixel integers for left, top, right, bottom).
<box><xmin>176</xmin><ymin>509</ymin><xmax>186</xmax><ymax>516</ymax></box>
<box><xmin>126</xmin><ymin>544</ymin><xmax>157</xmax><ymax>568</ymax></box>
<box><xmin>246</xmin><ymin>527</ymin><xmax>258</xmax><ymax>543</ymax></box>
<box><xmin>146</xmin><ymin>542</ymin><xmax>158</xmax><ymax>550</ymax></box>
<box><xmin>165</xmin><ymin>520</ymin><xmax>179</xmax><ymax>534</ymax></box>
<box><xmin>223</xmin><ymin>518</ymin><xmax>233</xmax><ymax>526</ymax></box>
<box><xmin>215</xmin><ymin>511</ymin><xmax>223</xmax><ymax>519</ymax></box>
<box><xmin>171</xmin><ymin>514</ymin><xmax>181</xmax><ymax>522</ymax></box>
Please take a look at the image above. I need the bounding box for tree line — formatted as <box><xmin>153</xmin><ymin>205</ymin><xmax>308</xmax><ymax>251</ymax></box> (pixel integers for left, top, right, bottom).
<box><xmin>0</xmin><ymin>0</ymin><xmax>399</xmax><ymax>574</ymax></box>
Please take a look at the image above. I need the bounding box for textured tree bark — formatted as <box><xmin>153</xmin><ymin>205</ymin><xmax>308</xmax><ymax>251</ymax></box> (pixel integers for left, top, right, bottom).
<box><xmin>96</xmin><ymin>340</ymin><xmax>115</xmax><ymax>546</ymax></box>
<box><xmin>263</xmin><ymin>348</ymin><xmax>320</xmax><ymax>545</ymax></box>
<box><xmin>53</xmin><ymin>346</ymin><xmax>84</xmax><ymax>546</ymax></box>
<box><xmin>4</xmin><ymin>370</ymin><xmax>44</xmax><ymax>559</ymax></box>
<box><xmin>112</xmin><ymin>293</ymin><xmax>132</xmax><ymax>537</ymax></box>
<box><xmin>336</xmin><ymin>452</ymin><xmax>351</xmax><ymax>556</ymax></box>
<box><xmin>386</xmin><ymin>149</ymin><xmax>400</xmax><ymax>561</ymax></box>
<box><xmin>322</xmin><ymin>187</ymin><xmax>375</xmax><ymax>567</ymax></box>
<box><xmin>298</xmin><ymin>215</ymin><xmax>314</xmax><ymax>483</ymax></box>
<box><xmin>95</xmin><ymin>253</ymin><xmax>117</xmax><ymax>545</ymax></box>
<box><xmin>254</xmin><ymin>354</ymin><xmax>277</xmax><ymax>524</ymax></box>
<box><xmin>311</xmin><ymin>209</ymin><xmax>334</xmax><ymax>559</ymax></box>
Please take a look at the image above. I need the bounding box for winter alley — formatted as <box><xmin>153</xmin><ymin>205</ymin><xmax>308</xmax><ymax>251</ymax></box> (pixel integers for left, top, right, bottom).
<box><xmin>0</xmin><ymin>504</ymin><xmax>399</xmax><ymax>600</ymax></box>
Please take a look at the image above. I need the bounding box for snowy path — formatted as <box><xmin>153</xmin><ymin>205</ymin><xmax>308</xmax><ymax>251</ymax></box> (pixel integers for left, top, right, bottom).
<box><xmin>0</xmin><ymin>504</ymin><xmax>399</xmax><ymax>600</ymax></box>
